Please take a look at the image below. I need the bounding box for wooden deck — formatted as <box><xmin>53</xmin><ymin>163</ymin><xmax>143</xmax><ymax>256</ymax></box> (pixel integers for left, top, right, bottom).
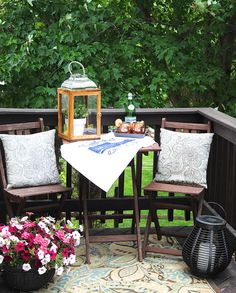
<box><xmin>0</xmin><ymin>226</ymin><xmax>234</xmax><ymax>292</ymax></box>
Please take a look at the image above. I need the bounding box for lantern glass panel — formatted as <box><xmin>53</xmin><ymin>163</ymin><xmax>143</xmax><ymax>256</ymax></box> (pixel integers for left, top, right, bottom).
<box><xmin>59</xmin><ymin>93</ymin><xmax>69</xmax><ymax>135</ymax></box>
<box><xmin>73</xmin><ymin>95</ymin><xmax>97</xmax><ymax>137</ymax></box>
<box><xmin>87</xmin><ymin>95</ymin><xmax>98</xmax><ymax>135</ymax></box>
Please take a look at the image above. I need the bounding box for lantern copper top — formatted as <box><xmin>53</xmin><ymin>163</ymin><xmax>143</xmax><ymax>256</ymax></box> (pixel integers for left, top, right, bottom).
<box><xmin>61</xmin><ymin>61</ymin><xmax>97</xmax><ymax>90</ymax></box>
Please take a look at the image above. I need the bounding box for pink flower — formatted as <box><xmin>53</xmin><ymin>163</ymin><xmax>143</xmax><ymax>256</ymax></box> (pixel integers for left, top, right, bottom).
<box><xmin>55</xmin><ymin>230</ymin><xmax>65</xmax><ymax>241</ymax></box>
<box><xmin>3</xmin><ymin>255</ymin><xmax>12</xmax><ymax>263</ymax></box>
<box><xmin>2</xmin><ymin>245</ymin><xmax>11</xmax><ymax>254</ymax></box>
<box><xmin>33</xmin><ymin>234</ymin><xmax>49</xmax><ymax>248</ymax></box>
<box><xmin>25</xmin><ymin>212</ymin><xmax>34</xmax><ymax>216</ymax></box>
<box><xmin>22</xmin><ymin>232</ymin><xmax>31</xmax><ymax>240</ymax></box>
<box><xmin>15</xmin><ymin>242</ymin><xmax>25</xmax><ymax>252</ymax></box>
<box><xmin>49</xmin><ymin>250</ymin><xmax>57</xmax><ymax>261</ymax></box>
<box><xmin>62</xmin><ymin>248</ymin><xmax>69</xmax><ymax>258</ymax></box>
<box><xmin>21</xmin><ymin>250</ymin><xmax>31</xmax><ymax>262</ymax></box>
<box><xmin>23</xmin><ymin>222</ymin><xmax>36</xmax><ymax>229</ymax></box>
<box><xmin>8</xmin><ymin>226</ymin><xmax>17</xmax><ymax>233</ymax></box>
<box><xmin>0</xmin><ymin>215</ymin><xmax>80</xmax><ymax>274</ymax></box>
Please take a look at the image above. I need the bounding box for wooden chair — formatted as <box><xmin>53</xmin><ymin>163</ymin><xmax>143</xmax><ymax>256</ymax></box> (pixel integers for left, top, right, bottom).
<box><xmin>0</xmin><ymin>118</ymin><xmax>72</xmax><ymax>220</ymax></box>
<box><xmin>142</xmin><ymin>118</ymin><xmax>212</xmax><ymax>257</ymax></box>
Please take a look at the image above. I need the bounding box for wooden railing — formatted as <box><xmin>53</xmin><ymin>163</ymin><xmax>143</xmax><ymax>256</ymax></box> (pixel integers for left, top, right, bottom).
<box><xmin>0</xmin><ymin>107</ymin><xmax>235</xmax><ymax>232</ymax></box>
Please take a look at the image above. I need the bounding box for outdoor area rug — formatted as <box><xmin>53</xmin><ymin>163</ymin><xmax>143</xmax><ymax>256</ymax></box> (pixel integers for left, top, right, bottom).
<box><xmin>37</xmin><ymin>235</ymin><xmax>216</xmax><ymax>293</ymax></box>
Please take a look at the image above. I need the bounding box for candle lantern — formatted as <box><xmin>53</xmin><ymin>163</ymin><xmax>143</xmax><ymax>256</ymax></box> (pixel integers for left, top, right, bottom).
<box><xmin>58</xmin><ymin>61</ymin><xmax>101</xmax><ymax>141</ymax></box>
<box><xmin>182</xmin><ymin>215</ymin><xmax>233</xmax><ymax>277</ymax></box>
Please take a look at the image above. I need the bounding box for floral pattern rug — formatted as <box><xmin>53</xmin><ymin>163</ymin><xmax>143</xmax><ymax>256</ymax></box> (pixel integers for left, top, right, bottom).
<box><xmin>38</xmin><ymin>235</ymin><xmax>216</xmax><ymax>293</ymax></box>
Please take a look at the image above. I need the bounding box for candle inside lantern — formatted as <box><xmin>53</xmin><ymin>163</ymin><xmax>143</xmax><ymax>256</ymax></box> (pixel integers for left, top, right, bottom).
<box><xmin>197</xmin><ymin>242</ymin><xmax>216</xmax><ymax>273</ymax></box>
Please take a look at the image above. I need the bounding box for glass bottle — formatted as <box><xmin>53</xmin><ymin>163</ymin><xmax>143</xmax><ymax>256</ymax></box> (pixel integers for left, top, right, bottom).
<box><xmin>125</xmin><ymin>92</ymin><xmax>136</xmax><ymax>123</ymax></box>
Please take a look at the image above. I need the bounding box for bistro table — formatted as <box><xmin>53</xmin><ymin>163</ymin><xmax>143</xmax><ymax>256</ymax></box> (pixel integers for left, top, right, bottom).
<box><xmin>61</xmin><ymin>133</ymin><xmax>160</xmax><ymax>263</ymax></box>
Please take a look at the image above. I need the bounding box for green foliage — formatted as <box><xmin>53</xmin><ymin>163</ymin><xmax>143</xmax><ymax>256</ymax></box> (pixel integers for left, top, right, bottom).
<box><xmin>64</xmin><ymin>103</ymin><xmax>88</xmax><ymax>119</ymax></box>
<box><xmin>0</xmin><ymin>0</ymin><xmax>236</xmax><ymax>116</ymax></box>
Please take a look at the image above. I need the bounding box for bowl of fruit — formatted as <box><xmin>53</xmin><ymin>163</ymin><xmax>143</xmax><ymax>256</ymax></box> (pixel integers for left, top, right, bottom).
<box><xmin>114</xmin><ymin>119</ymin><xmax>145</xmax><ymax>138</ymax></box>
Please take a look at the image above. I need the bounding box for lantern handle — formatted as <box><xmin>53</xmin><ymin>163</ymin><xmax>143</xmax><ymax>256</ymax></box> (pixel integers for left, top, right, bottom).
<box><xmin>68</xmin><ymin>61</ymin><xmax>86</xmax><ymax>77</ymax></box>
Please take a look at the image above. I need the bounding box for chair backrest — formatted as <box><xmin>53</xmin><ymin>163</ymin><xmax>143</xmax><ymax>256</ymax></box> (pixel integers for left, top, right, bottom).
<box><xmin>161</xmin><ymin>118</ymin><xmax>211</xmax><ymax>133</ymax></box>
<box><xmin>0</xmin><ymin>118</ymin><xmax>44</xmax><ymax>189</ymax></box>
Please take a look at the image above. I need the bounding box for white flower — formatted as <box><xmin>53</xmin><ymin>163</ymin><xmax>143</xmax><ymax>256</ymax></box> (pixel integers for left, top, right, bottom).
<box><xmin>1</xmin><ymin>227</ymin><xmax>9</xmax><ymax>235</ymax></box>
<box><xmin>42</xmin><ymin>217</ymin><xmax>51</xmax><ymax>225</ymax></box>
<box><xmin>5</xmin><ymin>240</ymin><xmax>11</xmax><ymax>249</ymax></box>
<box><xmin>72</xmin><ymin>231</ymin><xmax>80</xmax><ymax>239</ymax></box>
<box><xmin>37</xmin><ymin>249</ymin><xmax>44</xmax><ymax>260</ymax></box>
<box><xmin>69</xmin><ymin>254</ymin><xmax>76</xmax><ymax>264</ymax></box>
<box><xmin>56</xmin><ymin>266</ymin><xmax>64</xmax><ymax>276</ymax></box>
<box><xmin>44</xmin><ymin>227</ymin><xmax>50</xmax><ymax>234</ymax></box>
<box><xmin>45</xmin><ymin>254</ymin><xmax>51</xmax><ymax>262</ymax></box>
<box><xmin>66</xmin><ymin>220</ymin><xmax>74</xmax><ymax>227</ymax></box>
<box><xmin>9</xmin><ymin>217</ymin><xmax>19</xmax><ymax>224</ymax></box>
<box><xmin>75</xmin><ymin>238</ymin><xmax>80</xmax><ymax>246</ymax></box>
<box><xmin>20</xmin><ymin>216</ymin><xmax>28</xmax><ymax>222</ymax></box>
<box><xmin>38</xmin><ymin>221</ymin><xmax>46</xmax><ymax>230</ymax></box>
<box><xmin>0</xmin><ymin>237</ymin><xmax>5</xmax><ymax>247</ymax></box>
<box><xmin>63</xmin><ymin>257</ymin><xmax>70</xmax><ymax>266</ymax></box>
<box><xmin>46</xmin><ymin>216</ymin><xmax>55</xmax><ymax>223</ymax></box>
<box><xmin>9</xmin><ymin>235</ymin><xmax>19</xmax><ymax>242</ymax></box>
<box><xmin>38</xmin><ymin>266</ymin><xmax>47</xmax><ymax>275</ymax></box>
<box><xmin>41</xmin><ymin>254</ymin><xmax>51</xmax><ymax>265</ymax></box>
<box><xmin>11</xmin><ymin>224</ymin><xmax>23</xmax><ymax>230</ymax></box>
<box><xmin>22</xmin><ymin>263</ymin><xmax>31</xmax><ymax>271</ymax></box>
<box><xmin>41</xmin><ymin>258</ymin><xmax>48</xmax><ymax>265</ymax></box>
<box><xmin>0</xmin><ymin>255</ymin><xmax>4</xmax><ymax>264</ymax></box>
<box><xmin>79</xmin><ymin>225</ymin><xmax>83</xmax><ymax>232</ymax></box>
<box><xmin>71</xmin><ymin>230</ymin><xmax>81</xmax><ymax>246</ymax></box>
<box><xmin>50</xmin><ymin>243</ymin><xmax>57</xmax><ymax>253</ymax></box>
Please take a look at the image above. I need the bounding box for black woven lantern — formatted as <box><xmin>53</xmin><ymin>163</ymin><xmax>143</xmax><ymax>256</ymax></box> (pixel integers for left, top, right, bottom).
<box><xmin>182</xmin><ymin>215</ymin><xmax>233</xmax><ymax>277</ymax></box>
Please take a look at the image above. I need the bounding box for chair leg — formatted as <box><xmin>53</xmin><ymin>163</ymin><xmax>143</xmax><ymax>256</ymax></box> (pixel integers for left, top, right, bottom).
<box><xmin>16</xmin><ymin>199</ymin><xmax>26</xmax><ymax>216</ymax></box>
<box><xmin>56</xmin><ymin>192</ymin><xmax>68</xmax><ymax>220</ymax></box>
<box><xmin>149</xmin><ymin>194</ymin><xmax>162</xmax><ymax>240</ymax></box>
<box><xmin>167</xmin><ymin>192</ymin><xmax>174</xmax><ymax>221</ymax></box>
<box><xmin>3</xmin><ymin>194</ymin><xmax>14</xmax><ymax>219</ymax></box>
<box><xmin>197</xmin><ymin>191</ymin><xmax>205</xmax><ymax>216</ymax></box>
<box><xmin>190</xmin><ymin>191</ymin><xmax>205</xmax><ymax>224</ymax></box>
<box><xmin>142</xmin><ymin>211</ymin><xmax>152</xmax><ymax>258</ymax></box>
<box><xmin>185</xmin><ymin>194</ymin><xmax>191</xmax><ymax>221</ymax></box>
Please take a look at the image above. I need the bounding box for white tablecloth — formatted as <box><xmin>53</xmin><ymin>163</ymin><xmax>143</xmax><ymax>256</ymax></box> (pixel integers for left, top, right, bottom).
<box><xmin>61</xmin><ymin>133</ymin><xmax>155</xmax><ymax>192</ymax></box>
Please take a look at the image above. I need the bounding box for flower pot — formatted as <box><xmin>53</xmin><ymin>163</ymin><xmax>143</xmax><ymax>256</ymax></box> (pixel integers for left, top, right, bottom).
<box><xmin>65</xmin><ymin>118</ymin><xmax>86</xmax><ymax>135</ymax></box>
<box><xmin>3</xmin><ymin>267</ymin><xmax>55</xmax><ymax>292</ymax></box>
<box><xmin>73</xmin><ymin>118</ymin><xmax>86</xmax><ymax>135</ymax></box>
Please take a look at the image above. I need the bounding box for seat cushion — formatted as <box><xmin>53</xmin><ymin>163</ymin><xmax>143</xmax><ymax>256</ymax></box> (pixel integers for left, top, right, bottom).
<box><xmin>154</xmin><ymin>128</ymin><xmax>214</xmax><ymax>188</ymax></box>
<box><xmin>0</xmin><ymin>129</ymin><xmax>60</xmax><ymax>188</ymax></box>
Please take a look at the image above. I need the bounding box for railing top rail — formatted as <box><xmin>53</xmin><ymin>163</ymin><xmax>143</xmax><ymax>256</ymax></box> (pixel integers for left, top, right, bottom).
<box><xmin>0</xmin><ymin>107</ymin><xmax>236</xmax><ymax>143</ymax></box>
<box><xmin>197</xmin><ymin>108</ymin><xmax>236</xmax><ymax>132</ymax></box>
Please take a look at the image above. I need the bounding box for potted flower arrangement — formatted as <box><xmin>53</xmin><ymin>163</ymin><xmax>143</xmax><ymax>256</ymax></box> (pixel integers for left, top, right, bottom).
<box><xmin>65</xmin><ymin>103</ymin><xmax>88</xmax><ymax>135</ymax></box>
<box><xmin>0</xmin><ymin>213</ymin><xmax>82</xmax><ymax>291</ymax></box>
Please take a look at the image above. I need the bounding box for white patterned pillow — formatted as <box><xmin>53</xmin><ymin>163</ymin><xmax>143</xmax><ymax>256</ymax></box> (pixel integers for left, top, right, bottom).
<box><xmin>0</xmin><ymin>129</ymin><xmax>60</xmax><ymax>188</ymax></box>
<box><xmin>154</xmin><ymin>128</ymin><xmax>214</xmax><ymax>188</ymax></box>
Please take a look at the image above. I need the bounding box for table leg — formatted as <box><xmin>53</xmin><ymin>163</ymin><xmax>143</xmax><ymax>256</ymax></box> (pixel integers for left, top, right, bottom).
<box><xmin>130</xmin><ymin>159</ymin><xmax>143</xmax><ymax>262</ymax></box>
<box><xmin>66</xmin><ymin>163</ymin><xmax>72</xmax><ymax>221</ymax></box>
<box><xmin>81</xmin><ymin>175</ymin><xmax>91</xmax><ymax>264</ymax></box>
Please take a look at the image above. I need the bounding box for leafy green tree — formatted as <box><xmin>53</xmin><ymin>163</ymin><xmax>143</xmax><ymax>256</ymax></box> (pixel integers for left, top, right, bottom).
<box><xmin>0</xmin><ymin>0</ymin><xmax>235</xmax><ymax>116</ymax></box>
